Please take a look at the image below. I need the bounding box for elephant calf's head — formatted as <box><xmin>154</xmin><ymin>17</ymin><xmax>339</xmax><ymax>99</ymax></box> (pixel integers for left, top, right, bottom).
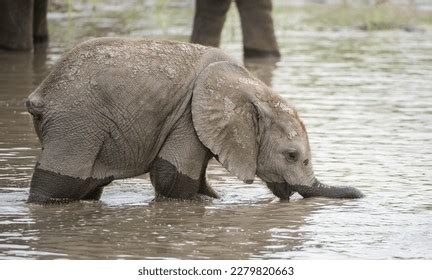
<box><xmin>192</xmin><ymin>61</ymin><xmax>363</xmax><ymax>200</ymax></box>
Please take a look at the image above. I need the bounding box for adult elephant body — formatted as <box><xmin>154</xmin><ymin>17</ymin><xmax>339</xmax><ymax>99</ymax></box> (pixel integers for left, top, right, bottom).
<box><xmin>27</xmin><ymin>38</ymin><xmax>363</xmax><ymax>203</ymax></box>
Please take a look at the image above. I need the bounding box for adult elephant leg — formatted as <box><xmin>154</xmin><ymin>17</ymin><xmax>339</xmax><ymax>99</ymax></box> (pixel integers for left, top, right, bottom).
<box><xmin>235</xmin><ymin>0</ymin><xmax>280</xmax><ymax>58</ymax></box>
<box><xmin>190</xmin><ymin>0</ymin><xmax>232</xmax><ymax>47</ymax></box>
<box><xmin>150</xmin><ymin>110</ymin><xmax>218</xmax><ymax>199</ymax></box>
<box><xmin>33</xmin><ymin>0</ymin><xmax>49</xmax><ymax>44</ymax></box>
<box><xmin>0</xmin><ymin>0</ymin><xmax>34</xmax><ymax>50</ymax></box>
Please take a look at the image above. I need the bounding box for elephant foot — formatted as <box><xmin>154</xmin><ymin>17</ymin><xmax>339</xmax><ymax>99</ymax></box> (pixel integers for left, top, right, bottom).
<box><xmin>81</xmin><ymin>186</ymin><xmax>105</xmax><ymax>201</ymax></box>
<box><xmin>244</xmin><ymin>47</ymin><xmax>281</xmax><ymax>58</ymax></box>
<box><xmin>198</xmin><ymin>181</ymin><xmax>220</xmax><ymax>199</ymax></box>
<box><xmin>153</xmin><ymin>193</ymin><xmax>203</xmax><ymax>202</ymax></box>
<box><xmin>34</xmin><ymin>34</ymin><xmax>49</xmax><ymax>44</ymax></box>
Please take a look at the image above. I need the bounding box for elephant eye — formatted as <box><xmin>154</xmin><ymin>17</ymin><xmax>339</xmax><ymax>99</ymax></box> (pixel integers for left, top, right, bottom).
<box><xmin>283</xmin><ymin>149</ymin><xmax>299</xmax><ymax>162</ymax></box>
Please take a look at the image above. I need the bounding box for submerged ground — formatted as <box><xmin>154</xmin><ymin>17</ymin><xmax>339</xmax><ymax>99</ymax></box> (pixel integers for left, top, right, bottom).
<box><xmin>0</xmin><ymin>0</ymin><xmax>431</xmax><ymax>259</ymax></box>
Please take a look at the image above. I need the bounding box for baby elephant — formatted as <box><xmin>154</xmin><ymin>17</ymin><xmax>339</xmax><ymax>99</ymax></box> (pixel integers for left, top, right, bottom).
<box><xmin>26</xmin><ymin>38</ymin><xmax>363</xmax><ymax>203</ymax></box>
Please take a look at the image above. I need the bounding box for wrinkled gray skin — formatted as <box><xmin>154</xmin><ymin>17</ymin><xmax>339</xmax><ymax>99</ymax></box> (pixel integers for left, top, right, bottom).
<box><xmin>26</xmin><ymin>38</ymin><xmax>363</xmax><ymax>203</ymax></box>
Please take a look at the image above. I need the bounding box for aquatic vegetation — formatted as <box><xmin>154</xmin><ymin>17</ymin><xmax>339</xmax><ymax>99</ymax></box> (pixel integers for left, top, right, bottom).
<box><xmin>273</xmin><ymin>2</ymin><xmax>432</xmax><ymax>31</ymax></box>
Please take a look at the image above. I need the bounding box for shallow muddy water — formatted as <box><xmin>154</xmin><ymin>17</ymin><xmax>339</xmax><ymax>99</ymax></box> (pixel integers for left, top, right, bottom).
<box><xmin>0</xmin><ymin>1</ymin><xmax>431</xmax><ymax>259</ymax></box>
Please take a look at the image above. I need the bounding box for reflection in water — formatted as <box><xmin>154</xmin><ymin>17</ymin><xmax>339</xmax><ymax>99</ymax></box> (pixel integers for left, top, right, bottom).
<box><xmin>244</xmin><ymin>58</ymin><xmax>279</xmax><ymax>87</ymax></box>
<box><xmin>244</xmin><ymin>57</ymin><xmax>279</xmax><ymax>87</ymax></box>
<box><xmin>1</xmin><ymin>183</ymin><xmax>326</xmax><ymax>259</ymax></box>
<box><xmin>0</xmin><ymin>51</ymin><xmax>40</xmax><ymax>188</ymax></box>
<box><xmin>1</xmin><ymin>0</ymin><xmax>432</xmax><ymax>259</ymax></box>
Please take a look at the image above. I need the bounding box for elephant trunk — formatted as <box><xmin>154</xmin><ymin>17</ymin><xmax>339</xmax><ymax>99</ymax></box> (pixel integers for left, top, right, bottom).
<box><xmin>294</xmin><ymin>178</ymin><xmax>364</xmax><ymax>199</ymax></box>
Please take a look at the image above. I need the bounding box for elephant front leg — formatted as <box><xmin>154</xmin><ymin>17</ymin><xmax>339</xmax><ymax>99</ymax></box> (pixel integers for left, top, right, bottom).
<box><xmin>190</xmin><ymin>0</ymin><xmax>232</xmax><ymax>47</ymax></box>
<box><xmin>150</xmin><ymin>157</ymin><xmax>201</xmax><ymax>200</ymax></box>
<box><xmin>0</xmin><ymin>0</ymin><xmax>34</xmax><ymax>50</ymax></box>
<box><xmin>150</xmin><ymin>112</ymin><xmax>219</xmax><ymax>200</ymax></box>
<box><xmin>33</xmin><ymin>0</ymin><xmax>49</xmax><ymax>44</ymax></box>
<box><xmin>235</xmin><ymin>0</ymin><xmax>280</xmax><ymax>58</ymax></box>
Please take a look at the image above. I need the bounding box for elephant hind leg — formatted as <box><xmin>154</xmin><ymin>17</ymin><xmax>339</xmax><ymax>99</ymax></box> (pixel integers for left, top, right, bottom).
<box><xmin>81</xmin><ymin>187</ymin><xmax>104</xmax><ymax>201</ymax></box>
<box><xmin>198</xmin><ymin>180</ymin><xmax>220</xmax><ymax>199</ymax></box>
<box><xmin>81</xmin><ymin>179</ymin><xmax>112</xmax><ymax>201</ymax></box>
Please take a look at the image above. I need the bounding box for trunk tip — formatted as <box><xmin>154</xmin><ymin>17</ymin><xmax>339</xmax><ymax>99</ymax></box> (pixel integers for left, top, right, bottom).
<box><xmin>345</xmin><ymin>186</ymin><xmax>364</xmax><ymax>199</ymax></box>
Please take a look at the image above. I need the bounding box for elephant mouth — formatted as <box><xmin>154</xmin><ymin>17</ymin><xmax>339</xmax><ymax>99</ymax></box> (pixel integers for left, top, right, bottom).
<box><xmin>266</xmin><ymin>182</ymin><xmax>295</xmax><ymax>200</ymax></box>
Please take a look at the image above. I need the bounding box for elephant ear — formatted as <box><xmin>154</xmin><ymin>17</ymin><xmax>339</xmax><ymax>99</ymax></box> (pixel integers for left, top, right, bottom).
<box><xmin>192</xmin><ymin>61</ymin><xmax>267</xmax><ymax>184</ymax></box>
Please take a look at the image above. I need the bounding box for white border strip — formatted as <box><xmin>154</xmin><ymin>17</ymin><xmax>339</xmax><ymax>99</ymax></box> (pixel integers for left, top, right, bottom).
<box><xmin>0</xmin><ymin>260</ymin><xmax>430</xmax><ymax>280</ymax></box>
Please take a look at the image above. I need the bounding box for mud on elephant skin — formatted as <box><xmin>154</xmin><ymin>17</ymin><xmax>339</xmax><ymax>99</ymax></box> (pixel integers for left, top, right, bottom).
<box><xmin>26</xmin><ymin>37</ymin><xmax>363</xmax><ymax>203</ymax></box>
